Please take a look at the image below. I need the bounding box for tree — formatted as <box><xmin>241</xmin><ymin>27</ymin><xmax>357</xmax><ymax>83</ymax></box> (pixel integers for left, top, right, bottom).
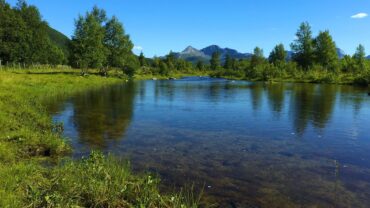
<box><xmin>196</xmin><ymin>60</ymin><xmax>205</xmax><ymax>71</ymax></box>
<box><xmin>341</xmin><ymin>55</ymin><xmax>355</xmax><ymax>73</ymax></box>
<box><xmin>166</xmin><ymin>51</ymin><xmax>176</xmax><ymax>64</ymax></box>
<box><xmin>210</xmin><ymin>52</ymin><xmax>221</xmax><ymax>70</ymax></box>
<box><xmin>48</xmin><ymin>45</ymin><xmax>66</xmax><ymax>65</ymax></box>
<box><xmin>291</xmin><ymin>22</ymin><xmax>314</xmax><ymax>69</ymax></box>
<box><xmin>223</xmin><ymin>54</ymin><xmax>232</xmax><ymax>69</ymax></box>
<box><xmin>159</xmin><ymin>60</ymin><xmax>169</xmax><ymax>75</ymax></box>
<box><xmin>251</xmin><ymin>47</ymin><xmax>265</xmax><ymax>67</ymax></box>
<box><xmin>165</xmin><ymin>51</ymin><xmax>176</xmax><ymax>70</ymax></box>
<box><xmin>313</xmin><ymin>31</ymin><xmax>338</xmax><ymax>71</ymax></box>
<box><xmin>269</xmin><ymin>44</ymin><xmax>287</xmax><ymax>64</ymax></box>
<box><xmin>0</xmin><ymin>0</ymin><xmax>25</xmax><ymax>63</ymax></box>
<box><xmin>353</xmin><ymin>44</ymin><xmax>366</xmax><ymax>71</ymax></box>
<box><xmin>70</xmin><ymin>6</ymin><xmax>134</xmax><ymax>73</ymax></box>
<box><xmin>104</xmin><ymin>16</ymin><xmax>133</xmax><ymax>68</ymax></box>
<box><xmin>123</xmin><ymin>54</ymin><xmax>139</xmax><ymax>76</ymax></box>
<box><xmin>138</xmin><ymin>52</ymin><xmax>146</xmax><ymax>67</ymax></box>
<box><xmin>91</xmin><ymin>5</ymin><xmax>107</xmax><ymax>24</ymax></box>
<box><xmin>0</xmin><ymin>0</ymin><xmax>65</xmax><ymax>65</ymax></box>
<box><xmin>70</xmin><ymin>9</ymin><xmax>107</xmax><ymax>69</ymax></box>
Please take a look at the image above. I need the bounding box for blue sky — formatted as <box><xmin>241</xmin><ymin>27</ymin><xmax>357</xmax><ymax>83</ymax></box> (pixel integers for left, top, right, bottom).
<box><xmin>7</xmin><ymin>0</ymin><xmax>370</xmax><ymax>57</ymax></box>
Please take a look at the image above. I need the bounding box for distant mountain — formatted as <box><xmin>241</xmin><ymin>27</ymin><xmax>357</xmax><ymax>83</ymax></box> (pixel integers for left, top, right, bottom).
<box><xmin>200</xmin><ymin>45</ymin><xmax>252</xmax><ymax>61</ymax></box>
<box><xmin>172</xmin><ymin>45</ymin><xmax>348</xmax><ymax>63</ymax></box>
<box><xmin>286</xmin><ymin>51</ymin><xmax>294</xmax><ymax>60</ymax></box>
<box><xmin>336</xmin><ymin>48</ymin><xmax>346</xmax><ymax>59</ymax></box>
<box><xmin>367</xmin><ymin>55</ymin><xmax>370</xmax><ymax>60</ymax></box>
<box><xmin>174</xmin><ymin>46</ymin><xmax>210</xmax><ymax>63</ymax></box>
<box><xmin>173</xmin><ymin>45</ymin><xmax>252</xmax><ymax>64</ymax></box>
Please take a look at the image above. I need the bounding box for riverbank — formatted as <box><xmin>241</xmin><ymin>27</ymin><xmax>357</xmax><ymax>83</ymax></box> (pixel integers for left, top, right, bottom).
<box><xmin>0</xmin><ymin>69</ymin><xmax>200</xmax><ymax>207</ymax></box>
<box><xmin>210</xmin><ymin>69</ymin><xmax>370</xmax><ymax>86</ymax></box>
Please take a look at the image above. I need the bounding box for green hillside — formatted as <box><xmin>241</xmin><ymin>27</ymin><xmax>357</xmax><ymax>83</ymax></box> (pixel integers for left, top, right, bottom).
<box><xmin>47</xmin><ymin>26</ymin><xmax>70</xmax><ymax>58</ymax></box>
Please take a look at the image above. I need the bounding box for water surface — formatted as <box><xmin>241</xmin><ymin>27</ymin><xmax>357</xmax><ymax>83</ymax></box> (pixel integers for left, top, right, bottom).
<box><xmin>50</xmin><ymin>77</ymin><xmax>370</xmax><ymax>207</ymax></box>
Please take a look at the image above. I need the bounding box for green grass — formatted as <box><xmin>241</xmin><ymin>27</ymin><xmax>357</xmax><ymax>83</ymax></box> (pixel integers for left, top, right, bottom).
<box><xmin>0</xmin><ymin>68</ymin><xmax>201</xmax><ymax>208</ymax></box>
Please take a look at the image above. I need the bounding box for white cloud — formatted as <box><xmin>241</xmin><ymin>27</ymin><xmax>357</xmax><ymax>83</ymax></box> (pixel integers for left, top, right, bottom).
<box><xmin>133</xmin><ymin>45</ymin><xmax>143</xmax><ymax>51</ymax></box>
<box><xmin>351</xmin><ymin>13</ymin><xmax>368</xmax><ymax>19</ymax></box>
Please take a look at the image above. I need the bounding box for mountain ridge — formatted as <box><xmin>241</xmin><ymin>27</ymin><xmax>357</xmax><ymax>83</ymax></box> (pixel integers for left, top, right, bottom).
<box><xmin>173</xmin><ymin>45</ymin><xmax>252</xmax><ymax>64</ymax></box>
<box><xmin>171</xmin><ymin>45</ymin><xmax>348</xmax><ymax>64</ymax></box>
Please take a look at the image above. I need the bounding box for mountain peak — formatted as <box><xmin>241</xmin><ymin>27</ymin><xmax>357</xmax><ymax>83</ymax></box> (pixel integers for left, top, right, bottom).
<box><xmin>182</xmin><ymin>46</ymin><xmax>199</xmax><ymax>53</ymax></box>
<box><xmin>173</xmin><ymin>45</ymin><xmax>253</xmax><ymax>64</ymax></box>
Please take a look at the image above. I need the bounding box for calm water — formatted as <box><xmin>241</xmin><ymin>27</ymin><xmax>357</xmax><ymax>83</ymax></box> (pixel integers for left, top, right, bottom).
<box><xmin>49</xmin><ymin>77</ymin><xmax>370</xmax><ymax>207</ymax></box>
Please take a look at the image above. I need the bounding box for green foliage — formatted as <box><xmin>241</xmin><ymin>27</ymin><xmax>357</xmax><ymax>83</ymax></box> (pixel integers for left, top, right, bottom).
<box><xmin>196</xmin><ymin>60</ymin><xmax>205</xmax><ymax>71</ymax></box>
<box><xmin>70</xmin><ymin>6</ymin><xmax>135</xmax><ymax>76</ymax></box>
<box><xmin>341</xmin><ymin>55</ymin><xmax>355</xmax><ymax>72</ymax></box>
<box><xmin>250</xmin><ymin>47</ymin><xmax>265</xmax><ymax>68</ymax></box>
<box><xmin>269</xmin><ymin>44</ymin><xmax>287</xmax><ymax>64</ymax></box>
<box><xmin>159</xmin><ymin>60</ymin><xmax>170</xmax><ymax>75</ymax></box>
<box><xmin>46</xmin><ymin>26</ymin><xmax>70</xmax><ymax>62</ymax></box>
<box><xmin>291</xmin><ymin>22</ymin><xmax>315</xmax><ymax>69</ymax></box>
<box><xmin>353</xmin><ymin>44</ymin><xmax>367</xmax><ymax>72</ymax></box>
<box><xmin>138</xmin><ymin>52</ymin><xmax>147</xmax><ymax>67</ymax></box>
<box><xmin>139</xmin><ymin>51</ymin><xmax>197</xmax><ymax>76</ymax></box>
<box><xmin>313</xmin><ymin>31</ymin><xmax>338</xmax><ymax>71</ymax></box>
<box><xmin>210</xmin><ymin>52</ymin><xmax>221</xmax><ymax>70</ymax></box>
<box><xmin>123</xmin><ymin>55</ymin><xmax>139</xmax><ymax>77</ymax></box>
<box><xmin>70</xmin><ymin>9</ymin><xmax>108</xmax><ymax>69</ymax></box>
<box><xmin>223</xmin><ymin>54</ymin><xmax>233</xmax><ymax>69</ymax></box>
<box><xmin>0</xmin><ymin>0</ymin><xmax>65</xmax><ymax>65</ymax></box>
<box><xmin>104</xmin><ymin>16</ymin><xmax>134</xmax><ymax>68</ymax></box>
<box><xmin>24</xmin><ymin>151</ymin><xmax>200</xmax><ymax>208</ymax></box>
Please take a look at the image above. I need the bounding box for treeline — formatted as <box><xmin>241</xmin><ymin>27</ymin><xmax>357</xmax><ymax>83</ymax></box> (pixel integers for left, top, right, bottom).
<box><xmin>210</xmin><ymin>22</ymin><xmax>370</xmax><ymax>84</ymax></box>
<box><xmin>137</xmin><ymin>52</ymin><xmax>196</xmax><ymax>76</ymax></box>
<box><xmin>0</xmin><ymin>0</ymin><xmax>66</xmax><ymax>66</ymax></box>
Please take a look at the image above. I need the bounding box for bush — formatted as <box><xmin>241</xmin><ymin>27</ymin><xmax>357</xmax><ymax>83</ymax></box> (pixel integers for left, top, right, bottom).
<box><xmin>123</xmin><ymin>65</ymin><xmax>136</xmax><ymax>77</ymax></box>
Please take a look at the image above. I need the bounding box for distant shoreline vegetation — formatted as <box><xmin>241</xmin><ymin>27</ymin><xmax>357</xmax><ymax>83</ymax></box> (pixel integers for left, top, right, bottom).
<box><xmin>1</xmin><ymin>1</ymin><xmax>370</xmax><ymax>85</ymax></box>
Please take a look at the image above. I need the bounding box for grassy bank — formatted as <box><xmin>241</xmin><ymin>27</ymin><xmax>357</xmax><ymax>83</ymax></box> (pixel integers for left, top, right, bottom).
<box><xmin>0</xmin><ymin>69</ymin><xmax>200</xmax><ymax>207</ymax></box>
<box><xmin>210</xmin><ymin>68</ymin><xmax>370</xmax><ymax>86</ymax></box>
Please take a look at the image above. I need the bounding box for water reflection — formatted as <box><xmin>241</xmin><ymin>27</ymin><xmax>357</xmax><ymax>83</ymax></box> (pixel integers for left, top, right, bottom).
<box><xmin>289</xmin><ymin>84</ymin><xmax>337</xmax><ymax>134</ymax></box>
<box><xmin>50</xmin><ymin>77</ymin><xmax>370</xmax><ymax>207</ymax></box>
<box><xmin>50</xmin><ymin>82</ymin><xmax>136</xmax><ymax>149</ymax></box>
